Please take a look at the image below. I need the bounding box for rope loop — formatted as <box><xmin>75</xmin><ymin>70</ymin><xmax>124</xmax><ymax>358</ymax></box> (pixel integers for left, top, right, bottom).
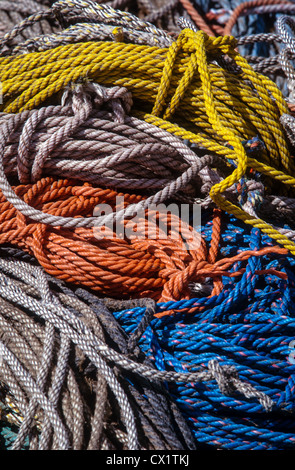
<box><xmin>0</xmin><ymin>2</ymin><xmax>295</xmax><ymax>257</ymax></box>
<box><xmin>152</xmin><ymin>28</ymin><xmax>237</xmax><ymax>120</ymax></box>
<box><xmin>61</xmin><ymin>81</ymin><xmax>133</xmax><ymax>122</ymax></box>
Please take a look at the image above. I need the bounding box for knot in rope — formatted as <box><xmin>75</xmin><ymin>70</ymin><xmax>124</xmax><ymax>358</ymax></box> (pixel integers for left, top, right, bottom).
<box><xmin>16</xmin><ymin>83</ymin><xmax>133</xmax><ymax>183</ymax></box>
<box><xmin>206</xmin><ymin>359</ymin><xmax>274</xmax><ymax>412</ymax></box>
<box><xmin>176</xmin><ymin>27</ymin><xmax>238</xmax><ymax>55</ymax></box>
<box><xmin>62</xmin><ymin>81</ymin><xmax>133</xmax><ymax>123</ymax></box>
<box><xmin>208</xmin><ymin>359</ymin><xmax>239</xmax><ymax>396</ymax></box>
<box><xmin>151</xmin><ymin>28</ymin><xmax>238</xmax><ymax>121</ymax></box>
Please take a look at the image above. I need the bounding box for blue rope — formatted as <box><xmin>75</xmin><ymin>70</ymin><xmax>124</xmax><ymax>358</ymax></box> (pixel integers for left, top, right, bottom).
<box><xmin>0</xmin><ymin>422</ymin><xmax>29</xmax><ymax>450</ymax></box>
<box><xmin>113</xmin><ymin>213</ymin><xmax>295</xmax><ymax>450</ymax></box>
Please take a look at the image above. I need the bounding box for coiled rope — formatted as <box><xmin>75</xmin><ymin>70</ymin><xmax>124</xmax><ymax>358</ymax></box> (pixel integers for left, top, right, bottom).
<box><xmin>0</xmin><ymin>247</ymin><xmax>199</xmax><ymax>450</ymax></box>
<box><xmin>0</xmin><ymin>246</ymin><xmax>274</xmax><ymax>449</ymax></box>
<box><xmin>0</xmin><ymin>3</ymin><xmax>295</xmax><ymax>259</ymax></box>
<box><xmin>112</xmin><ymin>217</ymin><xmax>295</xmax><ymax>450</ymax></box>
<box><xmin>0</xmin><ymin>82</ymin><xmax>212</xmax><ymax>193</ymax></box>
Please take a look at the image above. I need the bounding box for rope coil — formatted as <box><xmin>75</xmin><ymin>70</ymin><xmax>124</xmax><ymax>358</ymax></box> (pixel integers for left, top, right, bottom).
<box><xmin>112</xmin><ymin>219</ymin><xmax>295</xmax><ymax>450</ymax></box>
<box><xmin>1</xmin><ymin>0</ymin><xmax>295</xmax><ymax>451</ymax></box>
<box><xmin>0</xmin><ymin>14</ymin><xmax>294</xmax><ymax>257</ymax></box>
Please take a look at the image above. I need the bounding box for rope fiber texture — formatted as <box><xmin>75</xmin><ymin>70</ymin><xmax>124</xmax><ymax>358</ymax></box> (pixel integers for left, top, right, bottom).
<box><xmin>1</xmin><ymin>0</ymin><xmax>295</xmax><ymax>452</ymax></box>
<box><xmin>113</xmin><ymin>216</ymin><xmax>295</xmax><ymax>450</ymax></box>
<box><xmin>0</xmin><ymin>247</ymin><xmax>198</xmax><ymax>450</ymax></box>
<box><xmin>0</xmin><ymin>5</ymin><xmax>295</xmax><ymax>259</ymax></box>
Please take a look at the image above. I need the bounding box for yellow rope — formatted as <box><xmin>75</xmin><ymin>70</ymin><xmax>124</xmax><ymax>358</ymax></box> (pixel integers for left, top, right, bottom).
<box><xmin>0</xmin><ymin>28</ymin><xmax>294</xmax><ymax>253</ymax></box>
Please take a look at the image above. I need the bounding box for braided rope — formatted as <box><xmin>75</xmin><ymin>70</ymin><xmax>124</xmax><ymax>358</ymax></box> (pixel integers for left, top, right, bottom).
<box><xmin>0</xmin><ymin>247</ymin><xmax>276</xmax><ymax>449</ymax></box>
<box><xmin>112</xmin><ymin>219</ymin><xmax>295</xmax><ymax>450</ymax></box>
<box><xmin>0</xmin><ymin>249</ymin><xmax>198</xmax><ymax>450</ymax></box>
<box><xmin>0</xmin><ymin>10</ymin><xmax>294</xmax><ymax>256</ymax></box>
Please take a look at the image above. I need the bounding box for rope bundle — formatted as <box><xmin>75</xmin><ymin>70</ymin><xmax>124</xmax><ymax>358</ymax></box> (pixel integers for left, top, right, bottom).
<box><xmin>0</xmin><ymin>82</ymin><xmax>206</xmax><ymax>193</ymax></box>
<box><xmin>1</xmin><ymin>0</ymin><xmax>295</xmax><ymax>451</ymax></box>
<box><xmin>0</xmin><ymin>247</ymin><xmax>198</xmax><ymax>450</ymax></box>
<box><xmin>0</xmin><ymin>178</ymin><xmax>199</xmax><ymax>300</ymax></box>
<box><xmin>1</xmin><ymin>9</ymin><xmax>295</xmax><ymax>259</ymax></box>
<box><xmin>113</xmin><ymin>218</ymin><xmax>295</xmax><ymax>450</ymax></box>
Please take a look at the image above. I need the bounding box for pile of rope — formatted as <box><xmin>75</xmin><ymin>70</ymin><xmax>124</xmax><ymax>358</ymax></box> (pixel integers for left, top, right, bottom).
<box><xmin>0</xmin><ymin>246</ymin><xmax>277</xmax><ymax>450</ymax></box>
<box><xmin>1</xmin><ymin>0</ymin><xmax>295</xmax><ymax>451</ymax></box>
<box><xmin>113</xmin><ymin>217</ymin><xmax>295</xmax><ymax>450</ymax></box>
<box><xmin>0</xmin><ymin>247</ymin><xmax>198</xmax><ymax>450</ymax></box>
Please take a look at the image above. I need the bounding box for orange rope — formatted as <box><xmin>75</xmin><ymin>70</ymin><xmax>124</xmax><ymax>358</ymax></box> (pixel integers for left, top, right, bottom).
<box><xmin>0</xmin><ymin>177</ymin><xmax>287</xmax><ymax>303</ymax></box>
<box><xmin>178</xmin><ymin>0</ymin><xmax>216</xmax><ymax>37</ymax></box>
<box><xmin>208</xmin><ymin>209</ymin><xmax>223</xmax><ymax>296</ymax></box>
<box><xmin>223</xmin><ymin>0</ymin><xmax>292</xmax><ymax>35</ymax></box>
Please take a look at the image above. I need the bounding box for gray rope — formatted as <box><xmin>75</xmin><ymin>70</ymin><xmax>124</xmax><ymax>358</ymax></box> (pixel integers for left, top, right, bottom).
<box><xmin>0</xmin><ymin>82</ymin><xmax>224</xmax><ymax>229</ymax></box>
<box><xmin>0</xmin><ymin>256</ymin><xmax>274</xmax><ymax>414</ymax></box>
<box><xmin>280</xmin><ymin>112</ymin><xmax>295</xmax><ymax>146</ymax></box>
<box><xmin>145</xmin><ymin>0</ymin><xmax>179</xmax><ymax>24</ymax></box>
<box><xmin>0</xmin><ymin>0</ymin><xmax>174</xmax><ymax>55</ymax></box>
<box><xmin>11</xmin><ymin>323</ymin><xmax>57</xmax><ymax>450</ymax></box>
<box><xmin>0</xmin><ymin>249</ymin><xmax>199</xmax><ymax>450</ymax></box>
<box><xmin>0</xmin><ymin>0</ymin><xmax>57</xmax><ymax>42</ymax></box>
<box><xmin>240</xmin><ymin>4</ymin><xmax>295</xmax><ymax>17</ymax></box>
<box><xmin>1</xmin><ymin>341</ymin><xmax>71</xmax><ymax>450</ymax></box>
<box><xmin>178</xmin><ymin>16</ymin><xmax>198</xmax><ymax>32</ymax></box>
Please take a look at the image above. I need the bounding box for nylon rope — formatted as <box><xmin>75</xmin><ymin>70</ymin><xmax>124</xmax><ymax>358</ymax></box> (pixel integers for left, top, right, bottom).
<box><xmin>1</xmin><ymin>0</ymin><xmax>295</xmax><ymax>452</ymax></box>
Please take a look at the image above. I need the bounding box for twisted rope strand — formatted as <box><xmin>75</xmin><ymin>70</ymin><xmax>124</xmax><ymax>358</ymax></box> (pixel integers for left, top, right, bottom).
<box><xmin>0</xmin><ymin>25</ymin><xmax>293</xmax><ymax>255</ymax></box>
